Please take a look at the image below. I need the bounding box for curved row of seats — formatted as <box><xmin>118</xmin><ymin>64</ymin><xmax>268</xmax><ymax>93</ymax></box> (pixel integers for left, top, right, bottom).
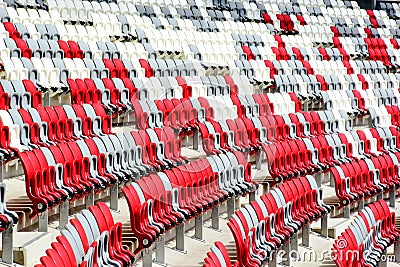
<box><xmin>329</xmin><ymin>139</ymin><xmax>400</xmax><ymax>206</ymax></box>
<box><xmin>5</xmin><ymin>51</ymin><xmax>399</xmax><ymax>95</ymax></box>
<box><xmin>34</xmin><ymin>202</ymin><xmax>135</xmax><ymax>267</ymax></box>
<box><xmin>378</xmin><ymin>2</ymin><xmax>400</xmax><ymax>20</ymax></box>
<box><xmin>130</xmin><ymin>91</ymin><xmax>301</xmax><ymax>132</ymax></box>
<box><xmin>332</xmin><ymin>200</ymin><xmax>400</xmax><ymax>267</ymax></box>
<box><xmin>17</xmin><ymin>124</ymin><xmax>186</xmax><ymax>217</ymax></box>
<box><xmin>203</xmin><ymin>241</ymin><xmax>232</xmax><ymax>267</ymax></box>
<box><xmin>228</xmin><ymin>175</ymin><xmax>329</xmax><ymax>267</ymax></box>
<box><xmin>0</xmin><ymin>103</ymin><xmax>111</xmax><ymax>152</ymax></box>
<box><xmin>199</xmin><ymin>108</ymin><xmax>351</xmax><ymax>155</ymax></box>
<box><xmin>7</xmin><ymin>55</ymin><xmax>397</xmax><ymax>106</ymax></box>
<box><xmin>122</xmin><ymin>150</ymin><xmax>257</xmax><ymax>254</ymax></box>
<box><xmin>0</xmin><ymin>79</ymin><xmax>42</xmax><ymax>110</ymax></box>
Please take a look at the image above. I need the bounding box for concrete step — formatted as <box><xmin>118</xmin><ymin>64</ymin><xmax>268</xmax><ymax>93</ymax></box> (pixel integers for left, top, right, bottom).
<box><xmin>0</xmin><ymin>232</ymin><xmax>54</xmax><ymax>267</ymax></box>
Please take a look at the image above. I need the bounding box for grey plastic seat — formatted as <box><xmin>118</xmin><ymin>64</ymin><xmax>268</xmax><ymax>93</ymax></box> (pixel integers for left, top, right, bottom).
<box><xmin>343</xmin><ymin>74</ymin><xmax>355</xmax><ymax>90</ymax></box>
<box><xmin>77</xmin><ymin>41</ymin><xmax>92</xmax><ymax>59</ymax></box>
<box><xmin>158</xmin><ymin>77</ymin><xmax>174</xmax><ymax>98</ymax></box>
<box><xmin>135</xmin><ymin>5</ymin><xmax>146</xmax><ymax>16</ymax></box>
<box><xmin>96</xmin><ymin>41</ymin><xmax>109</xmax><ymax>59</ymax></box>
<box><xmin>253</xmin><ymin>34</ymin><xmax>263</xmax><ymax>46</ymax></box>
<box><xmin>192</xmin><ymin>20</ymin><xmax>202</xmax><ymax>31</ymax></box>
<box><xmin>165</xmin><ymin>59</ymin><xmax>179</xmax><ymax>77</ymax></box>
<box><xmin>250</xmin><ymin>46</ymin><xmax>261</xmax><ymax>60</ymax></box>
<box><xmin>175</xmin><ymin>7</ymin><xmax>186</xmax><ymax>19</ymax></box>
<box><xmin>287</xmin><ymin>60</ymin><xmax>298</xmax><ymax>75</ymax></box>
<box><xmin>208</xmin><ymin>20</ymin><xmax>218</xmax><ymax>32</ymax></box>
<box><xmin>188</xmin><ymin>44</ymin><xmax>201</xmax><ymax>60</ymax></box>
<box><xmin>295</xmin><ymin>60</ymin><xmax>306</xmax><ymax>75</ymax></box>
<box><xmin>0</xmin><ymin>7</ymin><xmax>10</xmax><ymax>22</ymax></box>
<box><xmin>52</xmin><ymin>58</ymin><xmax>69</xmax><ymax>84</ymax></box>
<box><xmin>178</xmin><ymin>59</ymin><xmax>193</xmax><ymax>76</ymax></box>
<box><xmin>104</xmin><ymin>42</ymin><xmax>120</xmax><ymax>59</ymax></box>
<box><xmin>281</xmin><ymin>75</ymin><xmax>293</xmax><ymax>92</ymax></box>
<box><xmin>207</xmin><ymin>9</ymin><xmax>217</xmax><ymax>21</ymax></box>
<box><xmin>111</xmin><ymin>78</ymin><xmax>132</xmax><ymax>111</ymax></box>
<box><xmin>287</xmin><ymin>75</ymin><xmax>300</xmax><ymax>93</ymax></box>
<box><xmin>45</xmin><ymin>24</ymin><xmax>60</xmax><ymax>40</ymax></box>
<box><xmin>151</xmin><ymin>17</ymin><xmax>164</xmax><ymax>29</ymax></box>
<box><xmin>331</xmin><ymin>75</ymin><xmax>342</xmax><ymax>90</ymax></box>
<box><xmin>147</xmin><ymin>59</ymin><xmax>160</xmax><ymax>77</ymax></box>
<box><xmin>121</xmin><ymin>59</ymin><xmax>137</xmax><ymax>78</ymax></box>
<box><xmin>14</xmin><ymin>23</ymin><xmax>30</xmax><ymax>39</ymax></box>
<box><xmin>167</xmin><ymin>18</ymin><xmax>179</xmax><ymax>30</ymax></box>
<box><xmin>210</xmin><ymin>76</ymin><xmax>229</xmax><ymax>95</ymax></box>
<box><xmin>3</xmin><ymin>38</ymin><xmax>20</xmax><ymax>57</ymax></box>
<box><xmin>37</xmin><ymin>39</ymin><xmax>53</xmax><ymax>58</ymax></box>
<box><xmin>83</xmin><ymin>58</ymin><xmax>99</xmax><ymax>78</ymax></box>
<box><xmin>135</xmin><ymin>29</ymin><xmax>148</xmax><ymax>43</ymax></box>
<box><xmin>1</xmin><ymin>81</ymin><xmax>20</xmax><ymax>108</ymax></box>
<box><xmin>48</xmin><ymin>39</ymin><xmax>64</xmax><ymax>58</ymax></box>
<box><xmin>161</xmin><ymin>6</ymin><xmax>172</xmax><ymax>18</ymax></box>
<box><xmin>382</xmin><ymin>73</ymin><xmax>393</xmax><ymax>88</ymax></box>
<box><xmin>92</xmin><ymin>78</ymin><xmax>106</xmax><ymax>92</ymax></box>
<box><xmin>143</xmin><ymin>43</ymin><xmax>156</xmax><ymax>59</ymax></box>
<box><xmin>34</xmin><ymin>24</ymin><xmax>49</xmax><ymax>39</ymax></box>
<box><xmin>116</xmin><ymin>14</ymin><xmax>130</xmax><ymax>35</ymax></box>
<box><xmin>26</xmin><ymin>39</ymin><xmax>42</xmax><ymax>57</ymax></box>
<box><xmin>272</xmin><ymin>61</ymin><xmax>284</xmax><ymax>75</ymax></box>
<box><xmin>93</xmin><ymin>59</ymin><xmax>109</xmax><ymax>79</ymax></box>
<box><xmin>20</xmin><ymin>57</ymin><xmax>38</xmax><ymax>81</ymax></box>
<box><xmin>200</xmin><ymin>76</ymin><xmax>215</xmax><ymax>96</ymax></box>
<box><xmin>247</xmin><ymin>34</ymin><xmax>257</xmax><ymax>46</ymax></box>
<box><xmin>156</xmin><ymin>59</ymin><xmax>169</xmax><ymax>77</ymax></box>
<box><xmin>368</xmin><ymin>61</ymin><xmax>377</xmax><ymax>74</ymax></box>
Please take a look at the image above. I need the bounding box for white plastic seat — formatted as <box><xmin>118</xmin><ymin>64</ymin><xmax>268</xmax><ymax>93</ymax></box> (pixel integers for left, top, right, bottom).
<box><xmin>0</xmin><ymin>29</ymin><xmax>7</xmax><ymax>42</ymax></box>
<box><xmin>166</xmin><ymin>77</ymin><xmax>183</xmax><ymax>98</ymax></box>
<box><xmin>77</xmin><ymin>25</ymin><xmax>94</xmax><ymax>42</ymax></box>
<box><xmin>250</xmin><ymin>60</ymin><xmax>271</xmax><ymax>83</ymax></box>
<box><xmin>102</xmin><ymin>13</ymin><xmax>122</xmax><ymax>36</ymax></box>
<box><xmin>3</xmin><ymin>57</ymin><xmax>28</xmax><ymax>80</ymax></box>
<box><xmin>0</xmin><ymin>110</ymin><xmax>26</xmax><ymax>151</ymax></box>
<box><xmin>23</xmin><ymin>22</ymin><xmax>40</xmax><ymax>39</ymax></box>
<box><xmin>293</xmin><ymin>74</ymin><xmax>309</xmax><ymax>97</ymax></box>
<box><xmin>56</xmin><ymin>24</ymin><xmax>72</xmax><ymax>40</ymax></box>
<box><xmin>127</xmin><ymin>58</ymin><xmax>145</xmax><ymax>78</ymax></box>
<box><xmin>16</xmin><ymin>8</ymin><xmax>31</xmax><ymax>24</ymax></box>
<box><xmin>66</xmin><ymin>25</ymin><xmax>88</xmax><ymax>41</ymax></box>
<box><xmin>0</xmin><ymin>36</ymin><xmax>10</xmax><ymax>60</ymax></box>
<box><xmin>31</xmin><ymin>57</ymin><xmax>60</xmax><ymax>88</ymax></box>
<box><xmin>89</xmin><ymin>25</ymin><xmax>109</xmax><ymax>42</ymax></box>
<box><xmin>39</xmin><ymin>9</ymin><xmax>62</xmax><ymax>26</ymax></box>
<box><xmin>142</xmin><ymin>77</ymin><xmax>166</xmax><ymax>100</ymax></box>
<box><xmin>122</xmin><ymin>42</ymin><xmax>146</xmax><ymax>60</ymax></box>
<box><xmin>363</xmin><ymin>89</ymin><xmax>379</xmax><ymax>108</ymax></box>
<box><xmin>184</xmin><ymin>76</ymin><xmax>207</xmax><ymax>97</ymax></box>
<box><xmin>6</xmin><ymin>7</ymin><xmax>21</xmax><ymax>23</ymax></box>
<box><xmin>86</xmin><ymin>41</ymin><xmax>103</xmax><ymax>59</ymax></box>
<box><xmin>72</xmin><ymin>58</ymin><xmax>91</xmax><ymax>79</ymax></box>
<box><xmin>232</xmin><ymin>75</ymin><xmax>253</xmax><ymax>95</ymax></box>
<box><xmin>363</xmin><ymin>74</ymin><xmax>375</xmax><ymax>90</ymax></box>
<box><xmin>113</xmin><ymin>41</ymin><xmax>130</xmax><ymax>60</ymax></box>
<box><xmin>10</xmin><ymin>57</ymin><xmax>29</xmax><ymax>79</ymax></box>
<box><xmin>206</xmin><ymin>96</ymin><xmax>237</xmax><ymax>121</ymax></box>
